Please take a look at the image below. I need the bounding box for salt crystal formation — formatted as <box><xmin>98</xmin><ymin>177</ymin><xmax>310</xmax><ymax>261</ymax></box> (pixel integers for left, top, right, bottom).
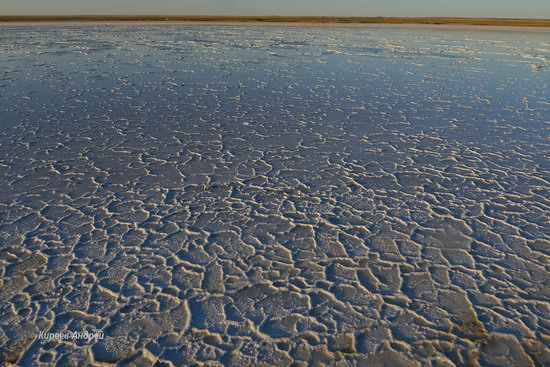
<box><xmin>0</xmin><ymin>25</ymin><xmax>549</xmax><ymax>366</ymax></box>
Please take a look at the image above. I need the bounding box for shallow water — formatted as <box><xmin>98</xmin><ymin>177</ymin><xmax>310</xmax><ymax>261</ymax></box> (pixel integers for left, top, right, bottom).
<box><xmin>0</xmin><ymin>25</ymin><xmax>549</xmax><ymax>366</ymax></box>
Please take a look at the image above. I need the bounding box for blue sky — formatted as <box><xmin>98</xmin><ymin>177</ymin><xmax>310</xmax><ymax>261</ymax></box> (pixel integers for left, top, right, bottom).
<box><xmin>1</xmin><ymin>0</ymin><xmax>549</xmax><ymax>18</ymax></box>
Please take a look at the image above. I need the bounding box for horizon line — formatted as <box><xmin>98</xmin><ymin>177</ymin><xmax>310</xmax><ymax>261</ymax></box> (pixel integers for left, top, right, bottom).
<box><xmin>1</xmin><ymin>16</ymin><xmax>550</xmax><ymax>27</ymax></box>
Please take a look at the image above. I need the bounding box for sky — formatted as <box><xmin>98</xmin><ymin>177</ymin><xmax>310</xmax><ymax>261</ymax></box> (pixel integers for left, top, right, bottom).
<box><xmin>1</xmin><ymin>0</ymin><xmax>549</xmax><ymax>18</ymax></box>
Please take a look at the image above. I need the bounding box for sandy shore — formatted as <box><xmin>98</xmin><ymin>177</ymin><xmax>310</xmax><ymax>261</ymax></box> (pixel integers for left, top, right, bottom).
<box><xmin>0</xmin><ymin>16</ymin><xmax>549</xmax><ymax>27</ymax></box>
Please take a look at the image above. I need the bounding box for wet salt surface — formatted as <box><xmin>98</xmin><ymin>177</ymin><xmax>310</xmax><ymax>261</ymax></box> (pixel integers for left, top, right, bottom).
<box><xmin>0</xmin><ymin>24</ymin><xmax>549</xmax><ymax>366</ymax></box>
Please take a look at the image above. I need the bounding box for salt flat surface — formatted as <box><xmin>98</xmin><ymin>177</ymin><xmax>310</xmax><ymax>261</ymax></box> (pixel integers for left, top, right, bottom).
<box><xmin>0</xmin><ymin>25</ymin><xmax>549</xmax><ymax>366</ymax></box>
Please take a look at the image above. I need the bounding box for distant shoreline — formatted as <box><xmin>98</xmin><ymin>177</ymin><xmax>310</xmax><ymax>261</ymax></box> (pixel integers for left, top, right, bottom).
<box><xmin>1</xmin><ymin>16</ymin><xmax>549</xmax><ymax>27</ymax></box>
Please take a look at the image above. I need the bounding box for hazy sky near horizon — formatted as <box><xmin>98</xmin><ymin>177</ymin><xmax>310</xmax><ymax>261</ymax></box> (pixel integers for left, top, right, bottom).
<box><xmin>1</xmin><ymin>0</ymin><xmax>549</xmax><ymax>18</ymax></box>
